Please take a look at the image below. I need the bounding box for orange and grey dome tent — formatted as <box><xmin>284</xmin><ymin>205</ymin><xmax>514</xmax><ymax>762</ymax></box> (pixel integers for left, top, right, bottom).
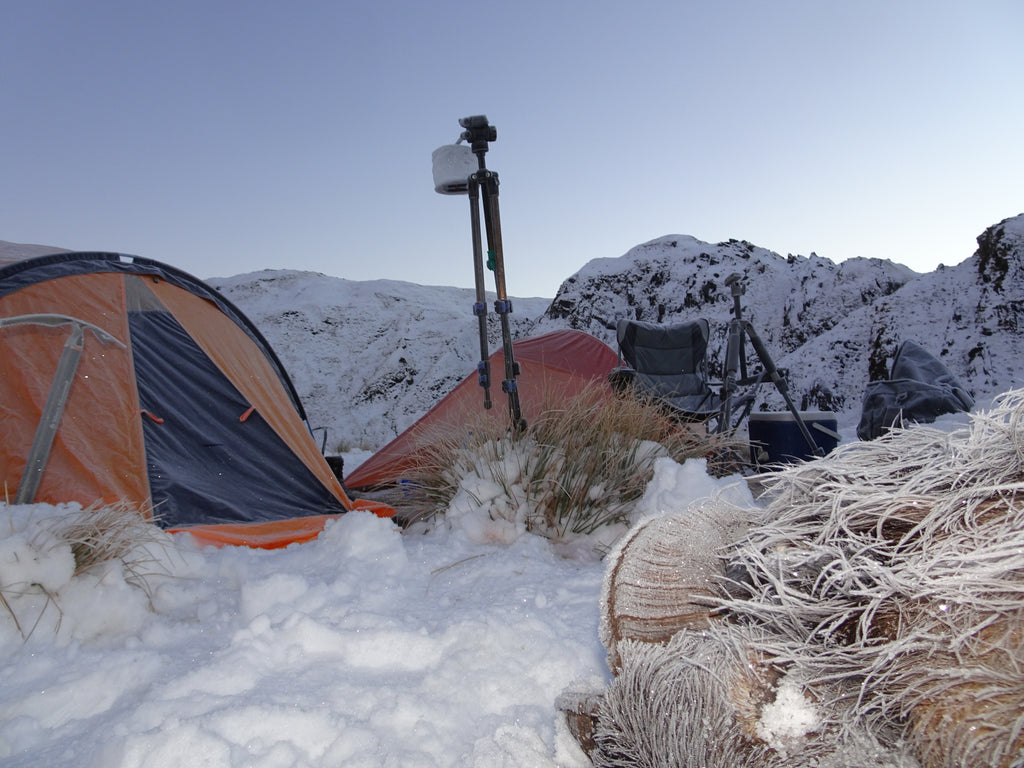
<box><xmin>0</xmin><ymin>250</ymin><xmax>391</xmax><ymax>548</ymax></box>
<box><xmin>344</xmin><ymin>329</ymin><xmax>620</xmax><ymax>490</ymax></box>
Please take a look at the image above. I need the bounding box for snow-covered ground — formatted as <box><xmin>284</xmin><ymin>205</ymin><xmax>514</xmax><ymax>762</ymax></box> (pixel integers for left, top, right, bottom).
<box><xmin>2</xmin><ymin>215</ymin><xmax>1020</xmax><ymax>766</ymax></box>
<box><xmin>0</xmin><ymin>458</ymin><xmax>747</xmax><ymax>767</ymax></box>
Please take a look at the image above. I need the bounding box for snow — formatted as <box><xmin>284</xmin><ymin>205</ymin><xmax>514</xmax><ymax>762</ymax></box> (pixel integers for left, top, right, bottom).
<box><xmin>207</xmin><ymin>269</ymin><xmax>549</xmax><ymax>451</ymax></box>
<box><xmin>2</xmin><ymin>217</ymin><xmax>1021</xmax><ymax>765</ymax></box>
<box><xmin>755</xmin><ymin>677</ymin><xmax>821</xmax><ymax>757</ymax></box>
<box><xmin>1</xmin><ymin>457</ymin><xmax>747</xmax><ymax>767</ymax></box>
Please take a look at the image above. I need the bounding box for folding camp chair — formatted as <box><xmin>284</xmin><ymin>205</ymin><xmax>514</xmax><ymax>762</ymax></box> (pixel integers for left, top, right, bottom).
<box><xmin>608</xmin><ymin>317</ymin><xmax>721</xmax><ymax>422</ymax></box>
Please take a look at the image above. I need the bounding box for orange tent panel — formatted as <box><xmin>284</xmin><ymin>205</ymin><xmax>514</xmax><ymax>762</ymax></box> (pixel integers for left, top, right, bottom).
<box><xmin>0</xmin><ymin>273</ymin><xmax>150</xmax><ymax>508</ymax></box>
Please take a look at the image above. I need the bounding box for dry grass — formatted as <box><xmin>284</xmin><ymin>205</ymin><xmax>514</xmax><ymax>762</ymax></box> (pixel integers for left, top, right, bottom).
<box><xmin>407</xmin><ymin>381</ymin><xmax>732</xmax><ymax>540</ymax></box>
<box><xmin>2</xmin><ymin>500</ymin><xmax>170</xmax><ymax>640</ymax></box>
<box><xmin>332</xmin><ymin>437</ymin><xmax>378</xmax><ymax>454</ymax></box>
<box><xmin>55</xmin><ymin>500</ymin><xmax>168</xmax><ymax>592</ymax></box>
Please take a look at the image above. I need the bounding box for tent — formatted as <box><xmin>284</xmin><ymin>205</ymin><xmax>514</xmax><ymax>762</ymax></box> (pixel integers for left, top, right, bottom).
<box><xmin>0</xmin><ymin>250</ymin><xmax>391</xmax><ymax>548</ymax></box>
<box><xmin>345</xmin><ymin>329</ymin><xmax>620</xmax><ymax>489</ymax></box>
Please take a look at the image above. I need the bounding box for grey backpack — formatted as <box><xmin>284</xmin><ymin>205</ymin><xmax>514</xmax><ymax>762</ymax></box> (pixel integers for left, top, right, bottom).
<box><xmin>857</xmin><ymin>340</ymin><xmax>974</xmax><ymax>440</ymax></box>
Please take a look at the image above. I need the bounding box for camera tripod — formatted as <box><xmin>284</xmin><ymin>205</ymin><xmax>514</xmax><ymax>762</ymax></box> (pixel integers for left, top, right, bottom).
<box><xmin>716</xmin><ymin>273</ymin><xmax>823</xmax><ymax>457</ymax></box>
<box><xmin>457</xmin><ymin>115</ymin><xmax>526</xmax><ymax>433</ymax></box>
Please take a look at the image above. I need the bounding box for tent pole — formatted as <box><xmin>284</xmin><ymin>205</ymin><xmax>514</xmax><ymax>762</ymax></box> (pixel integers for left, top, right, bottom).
<box><xmin>0</xmin><ymin>314</ymin><xmax>125</xmax><ymax>504</ymax></box>
<box><xmin>16</xmin><ymin>324</ymin><xmax>84</xmax><ymax>504</ymax></box>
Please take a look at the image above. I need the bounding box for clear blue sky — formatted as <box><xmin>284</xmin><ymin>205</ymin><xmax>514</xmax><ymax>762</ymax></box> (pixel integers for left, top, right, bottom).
<box><xmin>3</xmin><ymin>0</ymin><xmax>1021</xmax><ymax>297</ymax></box>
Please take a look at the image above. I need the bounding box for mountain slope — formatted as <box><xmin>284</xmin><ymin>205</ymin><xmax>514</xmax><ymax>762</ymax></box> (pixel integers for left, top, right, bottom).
<box><xmin>208</xmin><ymin>270</ymin><xmax>549</xmax><ymax>449</ymax></box>
<box><xmin>532</xmin><ymin>217</ymin><xmax>1022</xmax><ymax>417</ymax></box>
<box><xmin>5</xmin><ymin>214</ymin><xmax>1021</xmax><ymax>448</ymax></box>
<box><xmin>781</xmin><ymin>215</ymin><xmax>1024</xmax><ymax>413</ymax></box>
<box><xmin>532</xmin><ymin>235</ymin><xmax>917</xmax><ymax>413</ymax></box>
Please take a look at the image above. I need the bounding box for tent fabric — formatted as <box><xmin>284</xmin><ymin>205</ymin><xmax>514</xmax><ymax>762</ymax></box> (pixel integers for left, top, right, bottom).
<box><xmin>2</xmin><ymin>271</ymin><xmax>152</xmax><ymax>505</ymax></box>
<box><xmin>148</xmin><ymin>277</ymin><xmax>346</xmax><ymax>503</ymax></box>
<box><xmin>169</xmin><ymin>498</ymin><xmax>398</xmax><ymax>549</ymax></box>
<box><xmin>1</xmin><ymin>252</ymin><xmax>393</xmax><ymax>544</ymax></box>
<box><xmin>345</xmin><ymin>329</ymin><xmax>620</xmax><ymax>489</ymax></box>
<box><xmin>0</xmin><ymin>240</ymin><xmax>70</xmax><ymax>267</ymax></box>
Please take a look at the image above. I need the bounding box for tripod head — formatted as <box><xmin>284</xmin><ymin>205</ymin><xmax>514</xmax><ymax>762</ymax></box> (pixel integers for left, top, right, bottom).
<box><xmin>459</xmin><ymin>115</ymin><xmax>497</xmax><ymax>159</ymax></box>
<box><xmin>723</xmin><ymin>272</ymin><xmax>746</xmax><ymax>298</ymax></box>
<box><xmin>723</xmin><ymin>272</ymin><xmax>747</xmax><ymax>322</ymax></box>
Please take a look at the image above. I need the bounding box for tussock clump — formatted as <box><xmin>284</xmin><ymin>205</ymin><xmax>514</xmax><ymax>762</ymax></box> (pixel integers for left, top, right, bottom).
<box><xmin>595</xmin><ymin>629</ymin><xmax>778</xmax><ymax>768</ymax></box>
<box><xmin>55</xmin><ymin>500</ymin><xmax>168</xmax><ymax>592</ymax></box>
<box><xmin>594</xmin><ymin>626</ymin><xmax>908</xmax><ymax>768</ymax></box>
<box><xmin>577</xmin><ymin>389</ymin><xmax>1024</xmax><ymax>767</ymax></box>
<box><xmin>1</xmin><ymin>501</ymin><xmax>169</xmax><ymax>640</ymax></box>
<box><xmin>712</xmin><ymin>389</ymin><xmax>1024</xmax><ymax>767</ymax></box>
<box><xmin>408</xmin><ymin>381</ymin><xmax>731</xmax><ymax>542</ymax></box>
<box><xmin>600</xmin><ymin>501</ymin><xmax>750</xmax><ymax>673</ymax></box>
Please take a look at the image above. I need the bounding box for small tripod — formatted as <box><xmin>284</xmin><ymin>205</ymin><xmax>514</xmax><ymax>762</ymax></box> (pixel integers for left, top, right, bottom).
<box><xmin>716</xmin><ymin>273</ymin><xmax>822</xmax><ymax>457</ymax></box>
<box><xmin>457</xmin><ymin>115</ymin><xmax>526</xmax><ymax>432</ymax></box>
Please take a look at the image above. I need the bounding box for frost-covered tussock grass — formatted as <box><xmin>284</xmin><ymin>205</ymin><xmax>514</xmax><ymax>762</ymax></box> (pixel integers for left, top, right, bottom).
<box><xmin>410</xmin><ymin>383</ymin><xmax>731</xmax><ymax>552</ymax></box>
<box><xmin>1</xmin><ymin>501</ymin><xmax>169</xmax><ymax>643</ymax></box>
<box><xmin>583</xmin><ymin>388</ymin><xmax>1024</xmax><ymax>768</ymax></box>
<box><xmin>722</xmin><ymin>388</ymin><xmax>1024</xmax><ymax>768</ymax></box>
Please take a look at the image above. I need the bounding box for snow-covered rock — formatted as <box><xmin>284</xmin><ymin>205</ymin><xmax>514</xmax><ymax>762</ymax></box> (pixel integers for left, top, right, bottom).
<box><xmin>532</xmin><ymin>235</ymin><xmax>920</xmax><ymax>417</ymax></box>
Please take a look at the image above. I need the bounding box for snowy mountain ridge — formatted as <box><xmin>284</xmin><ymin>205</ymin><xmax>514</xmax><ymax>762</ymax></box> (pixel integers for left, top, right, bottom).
<box><xmin>4</xmin><ymin>214</ymin><xmax>1021</xmax><ymax>450</ymax></box>
<box><xmin>530</xmin><ymin>215</ymin><xmax>1023</xmax><ymax>418</ymax></box>
<box><xmin>206</xmin><ymin>270</ymin><xmax>550</xmax><ymax>450</ymax></box>
<box><xmin>209</xmin><ymin>214</ymin><xmax>1022</xmax><ymax>448</ymax></box>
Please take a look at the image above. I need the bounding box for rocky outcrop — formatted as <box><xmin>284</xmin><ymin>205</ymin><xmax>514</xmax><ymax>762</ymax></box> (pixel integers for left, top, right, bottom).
<box><xmin>780</xmin><ymin>215</ymin><xmax>1024</xmax><ymax>414</ymax></box>
<box><xmin>530</xmin><ymin>217</ymin><xmax>1023</xmax><ymax>417</ymax></box>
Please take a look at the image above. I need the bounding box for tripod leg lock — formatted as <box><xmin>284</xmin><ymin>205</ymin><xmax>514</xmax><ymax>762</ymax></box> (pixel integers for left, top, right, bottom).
<box><xmin>494</xmin><ymin>299</ymin><xmax>513</xmax><ymax>315</ymax></box>
<box><xmin>477</xmin><ymin>360</ymin><xmax>491</xmax><ymax>387</ymax></box>
<box><xmin>473</xmin><ymin>301</ymin><xmax>487</xmax><ymax>317</ymax></box>
<box><xmin>502</xmin><ymin>379</ymin><xmax>518</xmax><ymax>394</ymax></box>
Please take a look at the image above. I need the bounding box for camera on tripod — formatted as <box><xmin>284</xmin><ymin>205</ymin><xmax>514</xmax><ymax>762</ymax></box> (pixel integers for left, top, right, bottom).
<box><xmin>431</xmin><ymin>114</ymin><xmax>526</xmax><ymax>431</ymax></box>
<box><xmin>431</xmin><ymin>115</ymin><xmax>498</xmax><ymax>195</ymax></box>
<box><xmin>717</xmin><ymin>271</ymin><xmax>824</xmax><ymax>457</ymax></box>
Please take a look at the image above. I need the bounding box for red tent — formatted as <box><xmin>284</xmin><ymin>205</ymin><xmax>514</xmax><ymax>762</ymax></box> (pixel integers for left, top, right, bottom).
<box><xmin>345</xmin><ymin>329</ymin><xmax>619</xmax><ymax>489</ymax></box>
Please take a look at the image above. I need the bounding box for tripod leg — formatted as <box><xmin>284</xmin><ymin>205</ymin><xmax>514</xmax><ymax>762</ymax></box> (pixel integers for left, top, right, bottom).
<box><xmin>467</xmin><ymin>178</ymin><xmax>492</xmax><ymax>410</ymax></box>
<box><xmin>717</xmin><ymin>319</ymin><xmax>743</xmax><ymax>434</ymax></box>
<box><xmin>479</xmin><ymin>171</ymin><xmax>526</xmax><ymax>432</ymax></box>
<box><xmin>742</xmin><ymin>321</ymin><xmax>823</xmax><ymax>456</ymax></box>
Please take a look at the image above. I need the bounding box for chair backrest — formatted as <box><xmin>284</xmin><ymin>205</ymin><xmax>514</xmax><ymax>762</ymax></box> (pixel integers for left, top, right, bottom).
<box><xmin>616</xmin><ymin>318</ymin><xmax>716</xmax><ymax>414</ymax></box>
